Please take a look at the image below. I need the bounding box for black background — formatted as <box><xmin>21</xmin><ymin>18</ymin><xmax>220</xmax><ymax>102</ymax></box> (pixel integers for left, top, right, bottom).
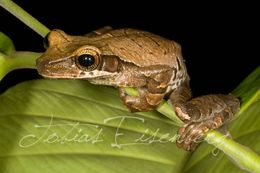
<box><xmin>0</xmin><ymin>0</ymin><xmax>259</xmax><ymax>96</ymax></box>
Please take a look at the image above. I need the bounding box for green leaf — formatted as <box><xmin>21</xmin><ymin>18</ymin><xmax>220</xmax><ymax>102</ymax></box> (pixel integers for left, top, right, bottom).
<box><xmin>0</xmin><ymin>32</ymin><xmax>15</xmax><ymax>55</ymax></box>
<box><xmin>0</xmin><ymin>67</ymin><xmax>259</xmax><ymax>173</ymax></box>
<box><xmin>184</xmin><ymin>66</ymin><xmax>260</xmax><ymax>173</ymax></box>
<box><xmin>0</xmin><ymin>79</ymin><xmax>189</xmax><ymax>173</ymax></box>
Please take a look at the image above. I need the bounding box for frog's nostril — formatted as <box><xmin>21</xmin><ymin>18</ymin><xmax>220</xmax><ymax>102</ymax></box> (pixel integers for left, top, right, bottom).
<box><xmin>36</xmin><ymin>58</ymin><xmax>41</xmax><ymax>67</ymax></box>
<box><xmin>36</xmin><ymin>59</ymin><xmax>43</xmax><ymax>71</ymax></box>
<box><xmin>36</xmin><ymin>58</ymin><xmax>50</xmax><ymax>74</ymax></box>
<box><xmin>36</xmin><ymin>58</ymin><xmax>44</xmax><ymax>67</ymax></box>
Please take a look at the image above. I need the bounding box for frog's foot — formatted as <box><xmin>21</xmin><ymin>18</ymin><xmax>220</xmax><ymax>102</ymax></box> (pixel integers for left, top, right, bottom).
<box><xmin>175</xmin><ymin>94</ymin><xmax>240</xmax><ymax>151</ymax></box>
<box><xmin>119</xmin><ymin>87</ymin><xmax>164</xmax><ymax>112</ymax></box>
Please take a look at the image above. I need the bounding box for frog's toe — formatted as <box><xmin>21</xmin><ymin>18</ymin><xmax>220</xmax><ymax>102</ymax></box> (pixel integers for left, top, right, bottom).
<box><xmin>121</xmin><ymin>95</ymin><xmax>140</xmax><ymax>112</ymax></box>
<box><xmin>177</xmin><ymin>122</ymin><xmax>209</xmax><ymax>151</ymax></box>
<box><xmin>121</xmin><ymin>95</ymin><xmax>150</xmax><ymax>112</ymax></box>
<box><xmin>176</xmin><ymin>115</ymin><xmax>229</xmax><ymax>151</ymax></box>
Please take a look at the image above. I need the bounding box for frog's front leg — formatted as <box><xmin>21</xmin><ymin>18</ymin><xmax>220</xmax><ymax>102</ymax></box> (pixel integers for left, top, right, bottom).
<box><xmin>169</xmin><ymin>81</ymin><xmax>240</xmax><ymax>151</ymax></box>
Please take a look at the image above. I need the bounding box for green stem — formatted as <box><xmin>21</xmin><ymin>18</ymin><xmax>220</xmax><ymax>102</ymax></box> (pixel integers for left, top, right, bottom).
<box><xmin>0</xmin><ymin>0</ymin><xmax>50</xmax><ymax>37</ymax></box>
<box><xmin>206</xmin><ymin>131</ymin><xmax>260</xmax><ymax>173</ymax></box>
<box><xmin>0</xmin><ymin>51</ymin><xmax>41</xmax><ymax>80</ymax></box>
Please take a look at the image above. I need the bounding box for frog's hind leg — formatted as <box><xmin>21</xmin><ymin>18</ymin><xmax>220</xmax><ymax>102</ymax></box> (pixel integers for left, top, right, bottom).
<box><xmin>175</xmin><ymin>94</ymin><xmax>239</xmax><ymax>151</ymax></box>
<box><xmin>169</xmin><ymin>81</ymin><xmax>240</xmax><ymax>151</ymax></box>
<box><xmin>168</xmin><ymin>79</ymin><xmax>192</xmax><ymax>121</ymax></box>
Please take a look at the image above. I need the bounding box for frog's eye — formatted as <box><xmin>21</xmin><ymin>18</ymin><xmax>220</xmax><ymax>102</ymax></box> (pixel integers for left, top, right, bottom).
<box><xmin>76</xmin><ymin>54</ymin><xmax>99</xmax><ymax>71</ymax></box>
<box><xmin>43</xmin><ymin>32</ymin><xmax>50</xmax><ymax>49</ymax></box>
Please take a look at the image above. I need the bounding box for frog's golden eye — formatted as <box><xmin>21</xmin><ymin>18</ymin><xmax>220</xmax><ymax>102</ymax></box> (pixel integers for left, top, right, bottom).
<box><xmin>76</xmin><ymin>54</ymin><xmax>100</xmax><ymax>71</ymax></box>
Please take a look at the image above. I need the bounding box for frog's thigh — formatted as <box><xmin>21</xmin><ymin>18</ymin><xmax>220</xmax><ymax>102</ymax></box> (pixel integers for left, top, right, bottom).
<box><xmin>145</xmin><ymin>72</ymin><xmax>171</xmax><ymax>106</ymax></box>
<box><xmin>119</xmin><ymin>71</ymin><xmax>171</xmax><ymax>112</ymax></box>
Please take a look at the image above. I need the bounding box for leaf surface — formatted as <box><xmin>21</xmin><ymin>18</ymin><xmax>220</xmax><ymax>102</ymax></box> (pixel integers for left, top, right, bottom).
<box><xmin>0</xmin><ymin>79</ymin><xmax>188</xmax><ymax>173</ymax></box>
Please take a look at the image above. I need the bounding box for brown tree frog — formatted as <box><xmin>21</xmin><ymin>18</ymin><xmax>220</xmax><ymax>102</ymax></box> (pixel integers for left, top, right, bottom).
<box><xmin>36</xmin><ymin>26</ymin><xmax>240</xmax><ymax>151</ymax></box>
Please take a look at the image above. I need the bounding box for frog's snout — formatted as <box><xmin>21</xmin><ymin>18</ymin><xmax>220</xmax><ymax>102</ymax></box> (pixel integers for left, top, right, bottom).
<box><xmin>36</xmin><ymin>57</ymin><xmax>49</xmax><ymax>76</ymax></box>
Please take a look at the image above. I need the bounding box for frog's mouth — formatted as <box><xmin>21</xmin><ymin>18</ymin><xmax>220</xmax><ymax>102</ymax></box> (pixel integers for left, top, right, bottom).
<box><xmin>36</xmin><ymin>68</ymin><xmax>81</xmax><ymax>79</ymax></box>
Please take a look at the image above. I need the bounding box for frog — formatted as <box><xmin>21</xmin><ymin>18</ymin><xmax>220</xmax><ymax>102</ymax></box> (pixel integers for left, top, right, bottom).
<box><xmin>36</xmin><ymin>26</ymin><xmax>240</xmax><ymax>151</ymax></box>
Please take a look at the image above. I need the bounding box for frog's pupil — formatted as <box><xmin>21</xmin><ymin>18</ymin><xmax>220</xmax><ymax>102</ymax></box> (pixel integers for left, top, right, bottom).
<box><xmin>78</xmin><ymin>54</ymin><xmax>95</xmax><ymax>67</ymax></box>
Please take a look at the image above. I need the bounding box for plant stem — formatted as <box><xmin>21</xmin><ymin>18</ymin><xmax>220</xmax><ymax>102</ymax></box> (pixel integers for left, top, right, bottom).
<box><xmin>0</xmin><ymin>51</ymin><xmax>41</xmax><ymax>80</ymax></box>
<box><xmin>0</xmin><ymin>0</ymin><xmax>50</xmax><ymax>37</ymax></box>
<box><xmin>206</xmin><ymin>131</ymin><xmax>260</xmax><ymax>173</ymax></box>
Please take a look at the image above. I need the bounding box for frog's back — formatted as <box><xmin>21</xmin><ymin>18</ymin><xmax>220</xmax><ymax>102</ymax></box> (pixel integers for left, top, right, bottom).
<box><xmin>90</xmin><ymin>28</ymin><xmax>183</xmax><ymax>68</ymax></box>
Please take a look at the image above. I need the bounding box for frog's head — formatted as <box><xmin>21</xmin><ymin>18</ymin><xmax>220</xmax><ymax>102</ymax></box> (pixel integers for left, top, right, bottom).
<box><xmin>36</xmin><ymin>29</ymin><xmax>119</xmax><ymax>79</ymax></box>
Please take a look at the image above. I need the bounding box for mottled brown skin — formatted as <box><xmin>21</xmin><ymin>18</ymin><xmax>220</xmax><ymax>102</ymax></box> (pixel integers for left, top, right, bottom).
<box><xmin>36</xmin><ymin>26</ymin><xmax>240</xmax><ymax>151</ymax></box>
